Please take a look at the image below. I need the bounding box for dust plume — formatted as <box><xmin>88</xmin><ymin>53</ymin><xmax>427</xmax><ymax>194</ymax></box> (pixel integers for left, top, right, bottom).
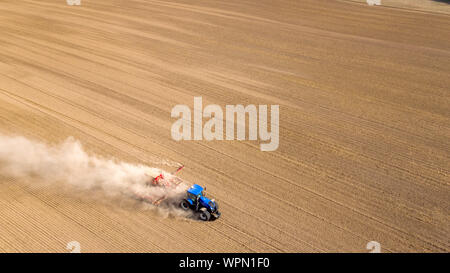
<box><xmin>0</xmin><ymin>133</ymin><xmax>188</xmax><ymax>214</ymax></box>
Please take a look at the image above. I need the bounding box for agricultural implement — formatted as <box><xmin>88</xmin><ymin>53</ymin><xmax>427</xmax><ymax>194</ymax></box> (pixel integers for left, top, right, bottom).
<box><xmin>133</xmin><ymin>165</ymin><xmax>185</xmax><ymax>205</ymax></box>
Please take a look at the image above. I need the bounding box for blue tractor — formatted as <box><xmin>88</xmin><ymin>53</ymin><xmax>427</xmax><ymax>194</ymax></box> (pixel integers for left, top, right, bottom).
<box><xmin>180</xmin><ymin>184</ymin><xmax>221</xmax><ymax>221</ymax></box>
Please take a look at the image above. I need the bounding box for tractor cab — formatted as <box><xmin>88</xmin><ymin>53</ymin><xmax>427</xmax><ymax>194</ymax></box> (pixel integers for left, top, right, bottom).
<box><xmin>181</xmin><ymin>184</ymin><xmax>220</xmax><ymax>221</ymax></box>
<box><xmin>187</xmin><ymin>184</ymin><xmax>204</xmax><ymax>200</ymax></box>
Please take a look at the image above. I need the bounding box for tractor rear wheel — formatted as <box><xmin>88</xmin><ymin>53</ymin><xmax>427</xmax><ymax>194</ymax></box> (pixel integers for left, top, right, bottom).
<box><xmin>199</xmin><ymin>210</ymin><xmax>211</xmax><ymax>221</ymax></box>
<box><xmin>180</xmin><ymin>199</ymin><xmax>190</xmax><ymax>210</ymax></box>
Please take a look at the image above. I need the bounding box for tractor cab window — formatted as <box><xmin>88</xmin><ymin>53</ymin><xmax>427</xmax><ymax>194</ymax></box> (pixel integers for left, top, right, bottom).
<box><xmin>187</xmin><ymin>193</ymin><xmax>196</xmax><ymax>201</ymax></box>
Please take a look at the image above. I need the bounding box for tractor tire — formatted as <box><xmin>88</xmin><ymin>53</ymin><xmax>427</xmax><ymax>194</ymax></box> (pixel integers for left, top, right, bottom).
<box><xmin>199</xmin><ymin>209</ymin><xmax>211</xmax><ymax>221</ymax></box>
<box><xmin>180</xmin><ymin>199</ymin><xmax>190</xmax><ymax>210</ymax></box>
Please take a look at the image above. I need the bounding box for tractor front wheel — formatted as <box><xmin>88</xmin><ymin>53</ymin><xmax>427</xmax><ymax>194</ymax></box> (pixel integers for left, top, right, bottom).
<box><xmin>180</xmin><ymin>199</ymin><xmax>190</xmax><ymax>210</ymax></box>
<box><xmin>199</xmin><ymin>210</ymin><xmax>211</xmax><ymax>221</ymax></box>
